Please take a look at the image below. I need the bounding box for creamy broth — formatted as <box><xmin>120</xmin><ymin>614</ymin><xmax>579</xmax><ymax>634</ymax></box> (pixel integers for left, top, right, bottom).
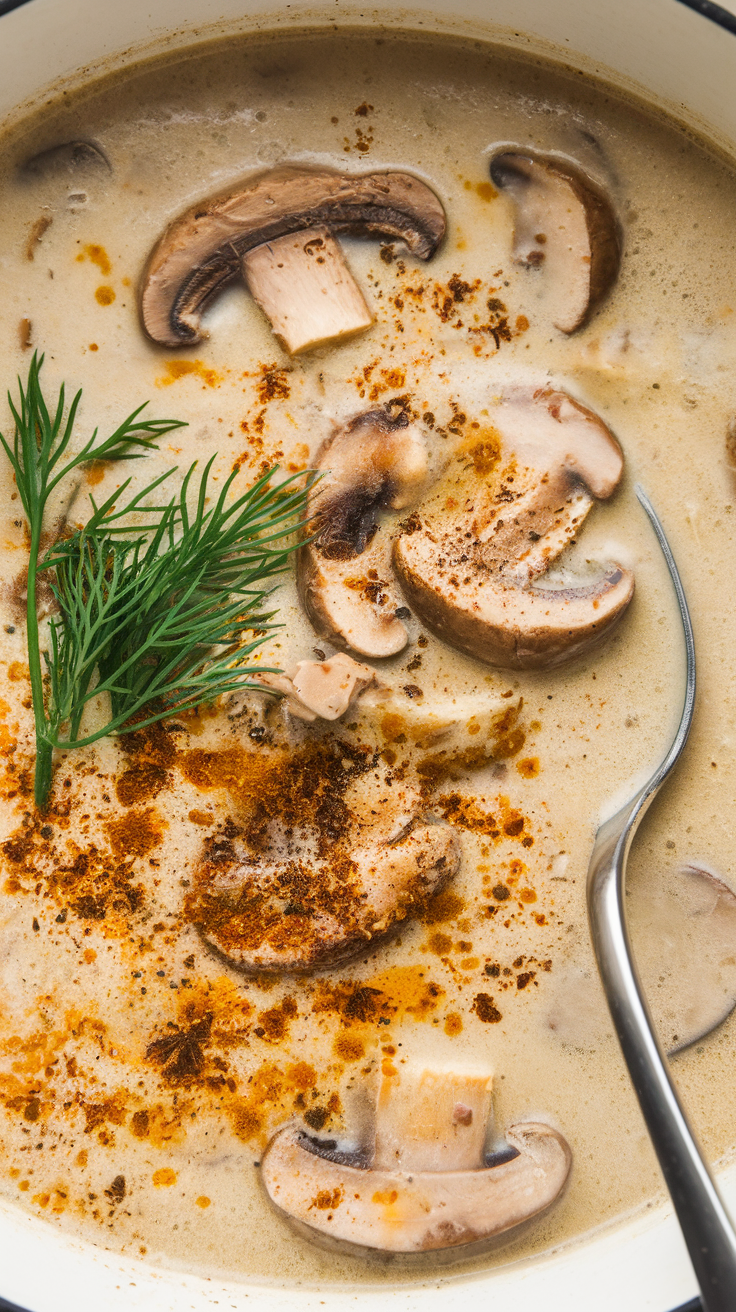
<box><xmin>0</xmin><ymin>28</ymin><xmax>736</xmax><ymax>1286</ymax></box>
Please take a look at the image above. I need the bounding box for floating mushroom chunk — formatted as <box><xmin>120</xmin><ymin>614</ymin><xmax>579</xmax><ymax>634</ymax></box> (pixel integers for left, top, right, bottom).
<box><xmin>547</xmin><ymin>864</ymin><xmax>736</xmax><ymax>1054</ymax></box>
<box><xmin>298</xmin><ymin>405</ymin><xmax>432</xmax><ymax>658</ymax></box>
<box><xmin>629</xmin><ymin>863</ymin><xmax>736</xmax><ymax>1054</ymax></box>
<box><xmin>139</xmin><ymin>165</ymin><xmax>446</xmax><ymax>353</ymax></box>
<box><xmin>261</xmin><ymin>1062</ymin><xmax>571</xmax><ymax>1254</ymax></box>
<box><xmin>252</xmin><ymin>652</ymin><xmax>379</xmax><ymax>722</ymax></box>
<box><xmin>21</xmin><ymin>139</ymin><xmax>111</xmax><ymax>180</ymax></box>
<box><xmin>490</xmin><ymin>150</ymin><xmax>621</xmax><ymax>333</ymax></box>
<box><xmin>393</xmin><ymin>386</ymin><xmax>634</xmax><ymax>670</ymax></box>
<box><xmin>190</xmin><ymin>822</ymin><xmax>460</xmax><ymax>973</ymax></box>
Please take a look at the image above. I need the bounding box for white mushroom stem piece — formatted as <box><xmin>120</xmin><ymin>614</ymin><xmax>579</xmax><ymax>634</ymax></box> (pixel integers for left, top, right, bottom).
<box><xmin>298</xmin><ymin>404</ymin><xmax>432</xmax><ymax>658</ymax></box>
<box><xmin>490</xmin><ymin>150</ymin><xmax>621</xmax><ymax>333</ymax></box>
<box><xmin>252</xmin><ymin>653</ymin><xmax>379</xmax><ymax>723</ymax></box>
<box><xmin>139</xmin><ymin>166</ymin><xmax>446</xmax><ymax>355</ymax></box>
<box><xmin>393</xmin><ymin>386</ymin><xmax>634</xmax><ymax>670</ymax></box>
<box><xmin>242</xmin><ymin>227</ymin><xmax>372</xmax><ymax>354</ymax></box>
<box><xmin>261</xmin><ymin>1062</ymin><xmax>571</xmax><ymax>1254</ymax></box>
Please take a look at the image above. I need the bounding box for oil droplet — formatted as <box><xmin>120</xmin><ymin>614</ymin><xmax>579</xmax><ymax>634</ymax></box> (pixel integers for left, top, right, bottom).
<box><xmin>152</xmin><ymin>1168</ymin><xmax>177</xmax><ymax>1187</ymax></box>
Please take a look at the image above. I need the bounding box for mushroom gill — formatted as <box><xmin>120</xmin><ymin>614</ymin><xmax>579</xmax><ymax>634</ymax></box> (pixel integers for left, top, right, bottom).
<box><xmin>261</xmin><ymin>1062</ymin><xmax>571</xmax><ymax>1254</ymax></box>
<box><xmin>392</xmin><ymin>385</ymin><xmax>634</xmax><ymax>670</ymax></box>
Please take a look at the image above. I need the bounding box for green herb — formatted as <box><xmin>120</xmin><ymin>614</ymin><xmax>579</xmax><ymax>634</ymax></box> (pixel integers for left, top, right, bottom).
<box><xmin>1</xmin><ymin>355</ymin><xmax>309</xmax><ymax>809</ymax></box>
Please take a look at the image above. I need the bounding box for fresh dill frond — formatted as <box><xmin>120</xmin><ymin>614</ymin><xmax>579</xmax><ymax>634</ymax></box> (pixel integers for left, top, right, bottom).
<box><xmin>1</xmin><ymin>354</ymin><xmax>308</xmax><ymax>808</ymax></box>
<box><xmin>44</xmin><ymin>459</ymin><xmax>308</xmax><ymax>744</ymax></box>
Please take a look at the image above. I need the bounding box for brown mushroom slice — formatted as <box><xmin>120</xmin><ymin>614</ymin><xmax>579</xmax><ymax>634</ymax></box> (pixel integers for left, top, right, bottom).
<box><xmin>490</xmin><ymin>151</ymin><xmax>621</xmax><ymax>333</ymax></box>
<box><xmin>298</xmin><ymin>405</ymin><xmax>431</xmax><ymax>658</ymax></box>
<box><xmin>261</xmin><ymin>1063</ymin><xmax>571</xmax><ymax>1254</ymax></box>
<box><xmin>139</xmin><ymin>166</ymin><xmax>446</xmax><ymax>352</ymax></box>
<box><xmin>392</xmin><ymin>387</ymin><xmax>633</xmax><ymax>670</ymax></box>
<box><xmin>629</xmin><ymin>863</ymin><xmax>736</xmax><ymax>1054</ymax></box>
<box><xmin>547</xmin><ymin>865</ymin><xmax>736</xmax><ymax>1054</ymax></box>
<box><xmin>253</xmin><ymin>653</ymin><xmax>378</xmax><ymax>722</ymax></box>
<box><xmin>192</xmin><ymin>823</ymin><xmax>460</xmax><ymax>973</ymax></box>
<box><xmin>395</xmin><ymin>548</ymin><xmax>633</xmax><ymax>669</ymax></box>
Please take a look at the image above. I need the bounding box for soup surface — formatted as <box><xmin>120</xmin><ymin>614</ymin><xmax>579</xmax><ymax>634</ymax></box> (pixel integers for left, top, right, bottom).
<box><xmin>1</xmin><ymin>27</ymin><xmax>736</xmax><ymax>1287</ymax></box>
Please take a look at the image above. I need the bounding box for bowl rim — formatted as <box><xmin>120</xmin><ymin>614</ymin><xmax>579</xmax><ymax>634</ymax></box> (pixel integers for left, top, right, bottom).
<box><xmin>0</xmin><ymin>2</ymin><xmax>734</xmax><ymax>1310</ymax></box>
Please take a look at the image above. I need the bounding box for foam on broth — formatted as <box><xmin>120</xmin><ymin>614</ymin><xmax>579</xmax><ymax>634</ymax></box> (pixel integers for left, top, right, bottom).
<box><xmin>0</xmin><ymin>28</ymin><xmax>735</xmax><ymax>1287</ymax></box>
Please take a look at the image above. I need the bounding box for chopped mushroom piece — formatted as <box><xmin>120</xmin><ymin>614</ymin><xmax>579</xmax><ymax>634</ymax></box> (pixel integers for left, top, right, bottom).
<box><xmin>191</xmin><ymin>822</ymin><xmax>460</xmax><ymax>973</ymax></box>
<box><xmin>139</xmin><ymin>166</ymin><xmax>446</xmax><ymax>354</ymax></box>
<box><xmin>298</xmin><ymin>403</ymin><xmax>432</xmax><ymax>657</ymax></box>
<box><xmin>393</xmin><ymin>386</ymin><xmax>634</xmax><ymax>669</ymax></box>
<box><xmin>242</xmin><ymin>227</ymin><xmax>372</xmax><ymax>354</ymax></box>
<box><xmin>261</xmin><ymin>1061</ymin><xmax>571</xmax><ymax>1254</ymax></box>
<box><xmin>490</xmin><ymin>150</ymin><xmax>621</xmax><ymax>333</ymax></box>
<box><xmin>253</xmin><ymin>652</ymin><xmax>379</xmax><ymax>722</ymax></box>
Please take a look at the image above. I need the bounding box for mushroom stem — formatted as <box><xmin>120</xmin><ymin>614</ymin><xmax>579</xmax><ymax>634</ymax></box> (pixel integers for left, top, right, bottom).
<box><xmin>251</xmin><ymin>652</ymin><xmax>378</xmax><ymax>722</ymax></box>
<box><xmin>373</xmin><ymin>1064</ymin><xmax>494</xmax><ymax>1173</ymax></box>
<box><xmin>242</xmin><ymin>226</ymin><xmax>373</xmax><ymax>354</ymax></box>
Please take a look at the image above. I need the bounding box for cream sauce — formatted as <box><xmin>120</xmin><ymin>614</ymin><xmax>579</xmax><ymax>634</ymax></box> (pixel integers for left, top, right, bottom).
<box><xmin>0</xmin><ymin>28</ymin><xmax>735</xmax><ymax>1287</ymax></box>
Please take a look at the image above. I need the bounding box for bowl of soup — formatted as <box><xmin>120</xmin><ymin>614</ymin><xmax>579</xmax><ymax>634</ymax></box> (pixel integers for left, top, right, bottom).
<box><xmin>0</xmin><ymin>1</ymin><xmax>735</xmax><ymax>1309</ymax></box>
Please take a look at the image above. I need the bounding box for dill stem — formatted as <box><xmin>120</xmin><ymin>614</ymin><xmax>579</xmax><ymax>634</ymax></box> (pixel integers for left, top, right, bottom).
<box><xmin>26</xmin><ymin>516</ymin><xmax>53</xmax><ymax>809</ymax></box>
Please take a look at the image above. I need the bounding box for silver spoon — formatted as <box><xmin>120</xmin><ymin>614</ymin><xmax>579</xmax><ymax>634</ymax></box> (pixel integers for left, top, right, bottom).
<box><xmin>586</xmin><ymin>484</ymin><xmax>736</xmax><ymax>1312</ymax></box>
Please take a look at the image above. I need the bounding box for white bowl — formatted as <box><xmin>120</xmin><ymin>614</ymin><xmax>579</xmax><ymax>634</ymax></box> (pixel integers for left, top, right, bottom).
<box><xmin>1</xmin><ymin>1</ymin><xmax>735</xmax><ymax>1308</ymax></box>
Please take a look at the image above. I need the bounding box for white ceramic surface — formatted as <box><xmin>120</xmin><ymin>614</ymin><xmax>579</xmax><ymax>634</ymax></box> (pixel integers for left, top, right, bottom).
<box><xmin>1</xmin><ymin>1</ymin><xmax>735</xmax><ymax>1308</ymax></box>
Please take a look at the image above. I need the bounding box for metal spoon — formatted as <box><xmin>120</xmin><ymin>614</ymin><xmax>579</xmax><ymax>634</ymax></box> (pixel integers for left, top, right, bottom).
<box><xmin>586</xmin><ymin>484</ymin><xmax>736</xmax><ymax>1312</ymax></box>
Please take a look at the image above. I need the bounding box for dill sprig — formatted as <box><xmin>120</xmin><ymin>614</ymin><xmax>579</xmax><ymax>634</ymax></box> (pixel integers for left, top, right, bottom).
<box><xmin>1</xmin><ymin>355</ymin><xmax>308</xmax><ymax>808</ymax></box>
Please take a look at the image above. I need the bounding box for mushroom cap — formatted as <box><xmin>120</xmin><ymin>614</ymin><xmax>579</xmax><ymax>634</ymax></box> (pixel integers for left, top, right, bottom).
<box><xmin>261</xmin><ymin>1120</ymin><xmax>571</xmax><ymax>1254</ymax></box>
<box><xmin>191</xmin><ymin>822</ymin><xmax>460</xmax><ymax>974</ymax></box>
<box><xmin>298</xmin><ymin>405</ymin><xmax>432</xmax><ymax>658</ymax></box>
<box><xmin>140</xmin><ymin>165</ymin><xmax>447</xmax><ymax>347</ymax></box>
<box><xmin>490</xmin><ymin>150</ymin><xmax>621</xmax><ymax>334</ymax></box>
<box><xmin>393</xmin><ymin>539</ymin><xmax>634</xmax><ymax>669</ymax></box>
<box><xmin>391</xmin><ymin>386</ymin><xmax>632</xmax><ymax>670</ymax></box>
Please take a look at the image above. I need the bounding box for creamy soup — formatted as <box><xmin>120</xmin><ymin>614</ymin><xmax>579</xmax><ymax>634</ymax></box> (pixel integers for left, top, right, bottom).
<box><xmin>1</xmin><ymin>26</ymin><xmax>736</xmax><ymax>1286</ymax></box>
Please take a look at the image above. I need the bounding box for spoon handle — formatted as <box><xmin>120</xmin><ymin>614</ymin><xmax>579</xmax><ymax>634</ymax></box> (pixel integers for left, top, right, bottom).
<box><xmin>588</xmin><ymin>821</ymin><xmax>736</xmax><ymax>1312</ymax></box>
<box><xmin>587</xmin><ymin>487</ymin><xmax>736</xmax><ymax>1312</ymax></box>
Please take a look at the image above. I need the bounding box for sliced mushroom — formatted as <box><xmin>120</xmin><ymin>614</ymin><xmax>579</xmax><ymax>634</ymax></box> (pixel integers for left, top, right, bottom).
<box><xmin>393</xmin><ymin>386</ymin><xmax>634</xmax><ymax>670</ymax></box>
<box><xmin>253</xmin><ymin>652</ymin><xmax>379</xmax><ymax>722</ymax></box>
<box><xmin>192</xmin><ymin>823</ymin><xmax>456</xmax><ymax>970</ymax></box>
<box><xmin>261</xmin><ymin>1062</ymin><xmax>571</xmax><ymax>1254</ymax></box>
<box><xmin>490</xmin><ymin>150</ymin><xmax>621</xmax><ymax>333</ymax></box>
<box><xmin>298</xmin><ymin>404</ymin><xmax>432</xmax><ymax>658</ymax></box>
<box><xmin>139</xmin><ymin>166</ymin><xmax>446</xmax><ymax>354</ymax></box>
<box><xmin>191</xmin><ymin>822</ymin><xmax>459</xmax><ymax>973</ymax></box>
<box><xmin>547</xmin><ymin>865</ymin><xmax>736</xmax><ymax>1054</ymax></box>
<box><xmin>21</xmin><ymin>140</ymin><xmax>111</xmax><ymax>180</ymax></box>
<box><xmin>630</xmin><ymin>863</ymin><xmax>736</xmax><ymax>1054</ymax></box>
